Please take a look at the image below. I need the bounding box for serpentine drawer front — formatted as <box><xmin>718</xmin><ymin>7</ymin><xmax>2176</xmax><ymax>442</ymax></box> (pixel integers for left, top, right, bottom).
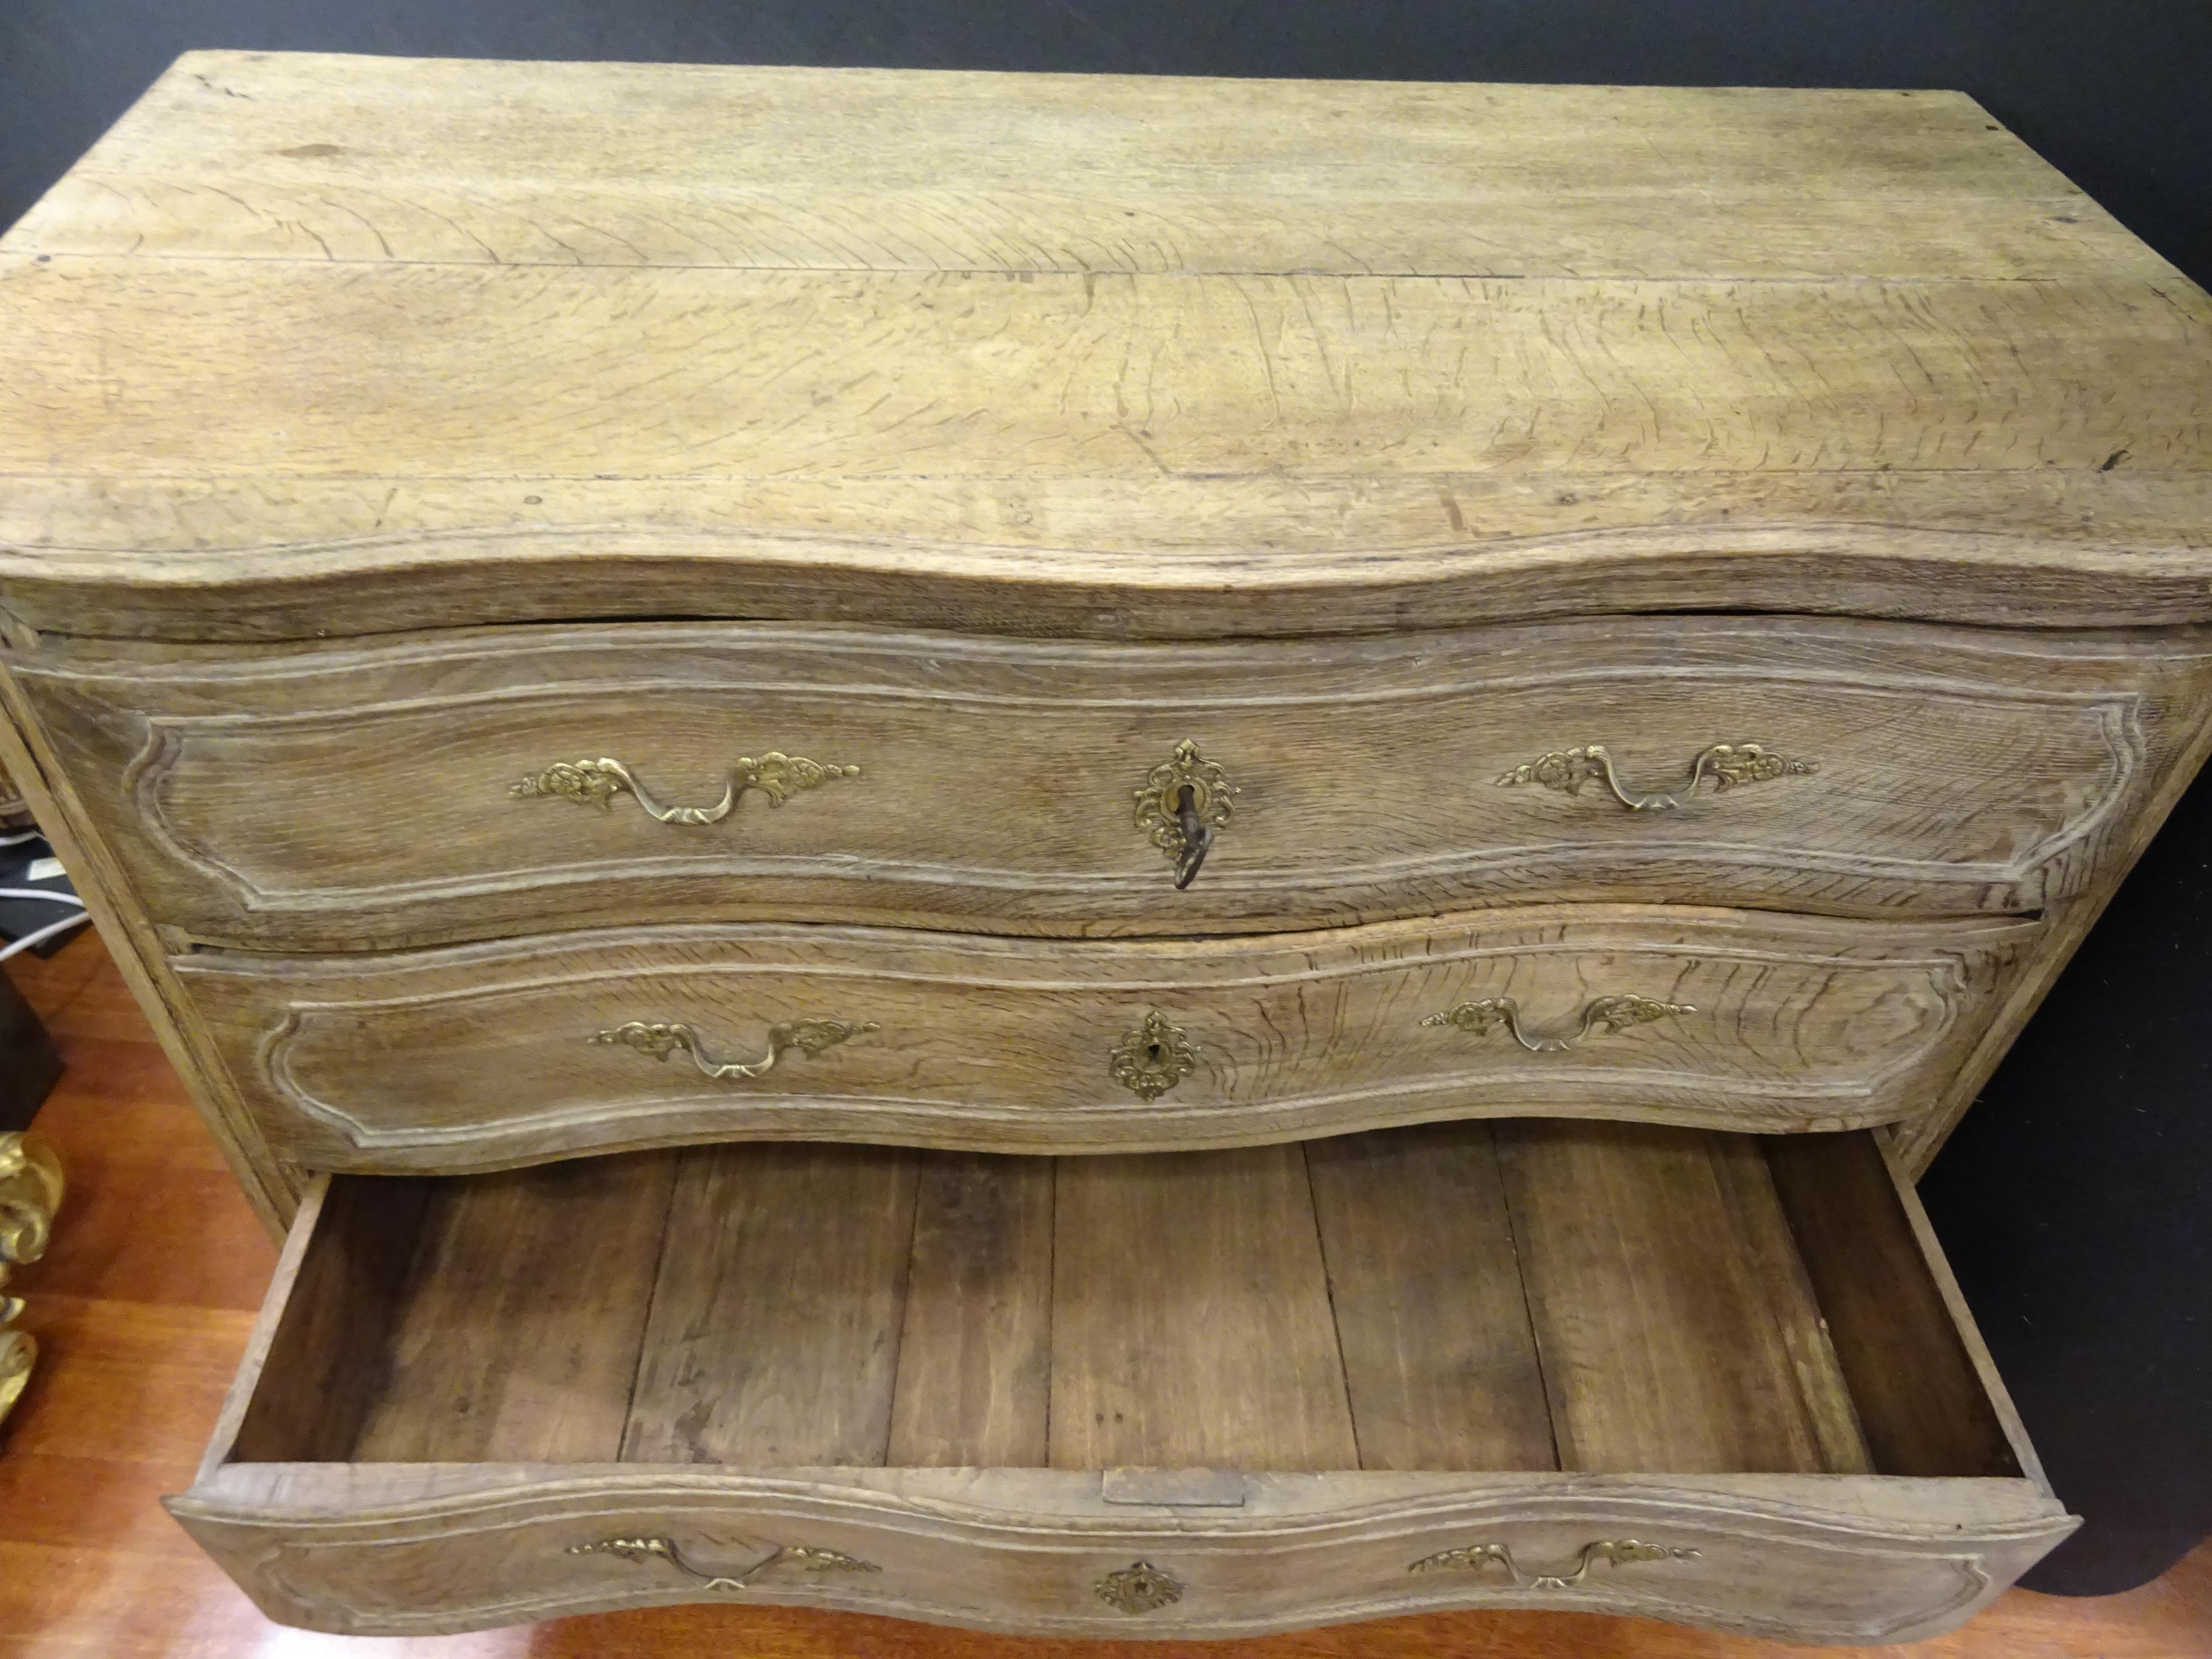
<box><xmin>7</xmin><ymin>55</ymin><xmax>2212</xmax><ymax>1646</ymax></box>
<box><xmin>17</xmin><ymin>616</ymin><xmax>2212</xmax><ymax>951</ymax></box>
<box><xmin>173</xmin><ymin>908</ymin><xmax>2038</xmax><ymax>1172</ymax></box>
<box><xmin>169</xmin><ymin>1121</ymin><xmax>2074</xmax><ymax>1642</ymax></box>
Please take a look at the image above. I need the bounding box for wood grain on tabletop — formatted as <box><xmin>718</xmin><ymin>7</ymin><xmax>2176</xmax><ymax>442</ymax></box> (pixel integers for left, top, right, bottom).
<box><xmin>2</xmin><ymin>55</ymin><xmax>2211</xmax><ymax>641</ymax></box>
<box><xmin>4</xmin><ymin>926</ymin><xmax>2211</xmax><ymax>1655</ymax></box>
<box><xmin>15</xmin><ymin>264</ymin><xmax>2205</xmax><ymax>485</ymax></box>
<box><xmin>0</xmin><ymin>59</ymin><xmax>2155</xmax><ymax>278</ymax></box>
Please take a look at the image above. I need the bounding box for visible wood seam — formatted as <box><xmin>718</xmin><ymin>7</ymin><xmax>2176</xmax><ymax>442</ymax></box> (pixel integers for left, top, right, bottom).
<box><xmin>1483</xmin><ymin>1123</ymin><xmax>1564</xmax><ymax>1477</ymax></box>
<box><xmin>1489</xmin><ymin>1126</ymin><xmax>1568</xmax><ymax>1474</ymax></box>
<box><xmin>1041</xmin><ymin>1156</ymin><xmax>1056</xmax><ymax>1472</ymax></box>
<box><xmin>616</xmin><ymin>1155</ymin><xmax>684</xmax><ymax>1464</ymax></box>
<box><xmin>877</xmin><ymin>1155</ymin><xmax>923</xmax><ymax>1467</ymax></box>
<box><xmin>1298</xmin><ymin>1141</ymin><xmax>1365</xmax><ymax>1473</ymax></box>
<box><xmin>879</xmin><ymin>1150</ymin><xmax>932</xmax><ymax>1471</ymax></box>
<box><xmin>614</xmin><ymin>1149</ymin><xmax>690</xmax><ymax>1464</ymax></box>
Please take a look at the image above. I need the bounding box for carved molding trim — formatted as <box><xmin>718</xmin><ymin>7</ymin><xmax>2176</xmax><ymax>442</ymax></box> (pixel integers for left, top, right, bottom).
<box><xmin>250</xmin><ymin>940</ymin><xmax>1988</xmax><ymax>1158</ymax></box>
<box><xmin>210</xmin><ymin>1479</ymin><xmax>2036</xmax><ymax>1644</ymax></box>
<box><xmin>111</xmin><ymin>672</ymin><xmax>2141</xmax><ymax>916</ymax></box>
<box><xmin>17</xmin><ymin>515</ymin><xmax>2206</xmax><ymax>600</ymax></box>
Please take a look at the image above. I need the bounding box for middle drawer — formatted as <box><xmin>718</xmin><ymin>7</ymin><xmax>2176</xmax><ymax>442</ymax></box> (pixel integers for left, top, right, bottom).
<box><xmin>176</xmin><ymin>906</ymin><xmax>2036</xmax><ymax>1173</ymax></box>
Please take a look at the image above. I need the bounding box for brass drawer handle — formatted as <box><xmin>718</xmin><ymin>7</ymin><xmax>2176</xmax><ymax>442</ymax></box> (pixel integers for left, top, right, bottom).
<box><xmin>1095</xmin><ymin>1560</ymin><xmax>1185</xmax><ymax>1614</ymax></box>
<box><xmin>1134</xmin><ymin>739</ymin><xmax>1237</xmax><ymax>888</ymax></box>
<box><xmin>590</xmin><ymin>1017</ymin><xmax>876</xmax><ymax>1080</ymax></box>
<box><xmin>1409</xmin><ymin>1540</ymin><xmax>1700</xmax><ymax>1589</ymax></box>
<box><xmin>1497</xmin><ymin>741</ymin><xmax>1816</xmax><ymax>811</ymax></box>
<box><xmin>512</xmin><ymin>752</ymin><xmax>860</xmax><ymax>825</ymax></box>
<box><xmin>570</xmin><ymin>1534</ymin><xmax>878</xmax><ymax>1591</ymax></box>
<box><xmin>1422</xmin><ymin>994</ymin><xmax>1693</xmax><ymax>1053</ymax></box>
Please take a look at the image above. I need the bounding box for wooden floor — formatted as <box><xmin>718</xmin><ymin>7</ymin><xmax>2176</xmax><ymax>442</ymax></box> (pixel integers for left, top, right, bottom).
<box><xmin>6</xmin><ymin>927</ymin><xmax>2210</xmax><ymax>1659</ymax></box>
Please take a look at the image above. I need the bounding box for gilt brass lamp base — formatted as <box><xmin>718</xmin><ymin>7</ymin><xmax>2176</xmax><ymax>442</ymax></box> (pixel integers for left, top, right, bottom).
<box><xmin>0</xmin><ymin>1132</ymin><xmax>63</xmax><ymax>1430</ymax></box>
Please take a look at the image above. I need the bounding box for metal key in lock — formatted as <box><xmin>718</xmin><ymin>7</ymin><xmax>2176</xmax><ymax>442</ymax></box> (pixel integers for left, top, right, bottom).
<box><xmin>1134</xmin><ymin>739</ymin><xmax>1237</xmax><ymax>889</ymax></box>
<box><xmin>1172</xmin><ymin>786</ymin><xmax>1210</xmax><ymax>888</ymax></box>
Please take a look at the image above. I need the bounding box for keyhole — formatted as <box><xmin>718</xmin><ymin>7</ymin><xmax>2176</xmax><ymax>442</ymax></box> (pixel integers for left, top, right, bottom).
<box><xmin>1144</xmin><ymin>1039</ymin><xmax>1165</xmax><ymax>1064</ymax></box>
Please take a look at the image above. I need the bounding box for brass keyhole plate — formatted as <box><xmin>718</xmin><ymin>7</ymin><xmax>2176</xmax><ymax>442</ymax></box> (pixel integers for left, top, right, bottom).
<box><xmin>1109</xmin><ymin>1012</ymin><xmax>1200</xmax><ymax>1102</ymax></box>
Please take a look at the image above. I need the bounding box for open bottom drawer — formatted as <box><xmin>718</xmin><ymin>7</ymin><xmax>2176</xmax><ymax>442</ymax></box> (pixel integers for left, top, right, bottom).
<box><xmin>170</xmin><ymin>1123</ymin><xmax>2074</xmax><ymax>1643</ymax></box>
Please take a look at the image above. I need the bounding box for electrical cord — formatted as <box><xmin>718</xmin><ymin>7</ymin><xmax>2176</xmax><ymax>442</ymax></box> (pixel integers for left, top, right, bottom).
<box><xmin>0</xmin><ymin>884</ymin><xmax>89</xmax><ymax>963</ymax></box>
<box><xmin>0</xmin><ymin>910</ymin><xmax>87</xmax><ymax>964</ymax></box>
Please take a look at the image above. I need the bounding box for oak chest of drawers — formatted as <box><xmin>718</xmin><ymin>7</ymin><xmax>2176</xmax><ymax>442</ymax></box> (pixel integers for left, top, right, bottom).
<box><xmin>6</xmin><ymin>52</ymin><xmax>2212</xmax><ymax>1645</ymax></box>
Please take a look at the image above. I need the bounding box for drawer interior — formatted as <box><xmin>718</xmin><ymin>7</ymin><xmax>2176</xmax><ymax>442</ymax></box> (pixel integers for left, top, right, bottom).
<box><xmin>220</xmin><ymin>1122</ymin><xmax>2028</xmax><ymax>1481</ymax></box>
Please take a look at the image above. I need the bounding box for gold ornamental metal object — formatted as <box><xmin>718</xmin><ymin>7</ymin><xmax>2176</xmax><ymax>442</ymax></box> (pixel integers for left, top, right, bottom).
<box><xmin>1408</xmin><ymin>1540</ymin><xmax>1701</xmax><ymax>1589</ymax></box>
<box><xmin>568</xmin><ymin>1534</ymin><xmax>878</xmax><ymax>1591</ymax></box>
<box><xmin>1421</xmin><ymin>994</ymin><xmax>1694</xmax><ymax>1053</ymax></box>
<box><xmin>1134</xmin><ymin>739</ymin><xmax>1236</xmax><ymax>888</ymax></box>
<box><xmin>1109</xmin><ymin>1011</ymin><xmax>1200</xmax><ymax>1101</ymax></box>
<box><xmin>1095</xmin><ymin>1559</ymin><xmax>1185</xmax><ymax>1614</ymax></box>
<box><xmin>590</xmin><ymin>1017</ymin><xmax>876</xmax><ymax>1080</ymax></box>
<box><xmin>1496</xmin><ymin>741</ymin><xmax>1816</xmax><ymax>812</ymax></box>
<box><xmin>512</xmin><ymin>751</ymin><xmax>860</xmax><ymax>824</ymax></box>
<box><xmin>0</xmin><ymin>1132</ymin><xmax>63</xmax><ymax>1429</ymax></box>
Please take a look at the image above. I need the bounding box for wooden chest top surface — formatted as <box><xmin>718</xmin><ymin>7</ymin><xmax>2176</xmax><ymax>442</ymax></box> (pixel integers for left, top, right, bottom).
<box><xmin>2</xmin><ymin>53</ymin><xmax>2210</xmax><ymax>639</ymax></box>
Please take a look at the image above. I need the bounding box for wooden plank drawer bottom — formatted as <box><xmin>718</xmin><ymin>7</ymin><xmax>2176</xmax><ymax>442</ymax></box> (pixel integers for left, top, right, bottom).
<box><xmin>169</xmin><ymin>1122</ymin><xmax>2075</xmax><ymax>1643</ymax></box>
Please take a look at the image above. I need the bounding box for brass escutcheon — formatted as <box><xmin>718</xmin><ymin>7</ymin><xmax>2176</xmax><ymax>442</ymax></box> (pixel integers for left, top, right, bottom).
<box><xmin>1108</xmin><ymin>1011</ymin><xmax>1200</xmax><ymax>1101</ymax></box>
<box><xmin>1095</xmin><ymin>1559</ymin><xmax>1184</xmax><ymax>1614</ymax></box>
<box><xmin>1134</xmin><ymin>739</ymin><xmax>1236</xmax><ymax>887</ymax></box>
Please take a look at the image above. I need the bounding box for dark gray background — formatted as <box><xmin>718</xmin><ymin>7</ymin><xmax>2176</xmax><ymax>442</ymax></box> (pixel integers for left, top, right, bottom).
<box><xmin>5</xmin><ymin>0</ymin><xmax>2208</xmax><ymax>1597</ymax></box>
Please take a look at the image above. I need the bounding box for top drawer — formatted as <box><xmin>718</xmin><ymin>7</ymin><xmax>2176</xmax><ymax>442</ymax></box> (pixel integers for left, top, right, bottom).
<box><xmin>13</xmin><ymin>616</ymin><xmax>2211</xmax><ymax>952</ymax></box>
